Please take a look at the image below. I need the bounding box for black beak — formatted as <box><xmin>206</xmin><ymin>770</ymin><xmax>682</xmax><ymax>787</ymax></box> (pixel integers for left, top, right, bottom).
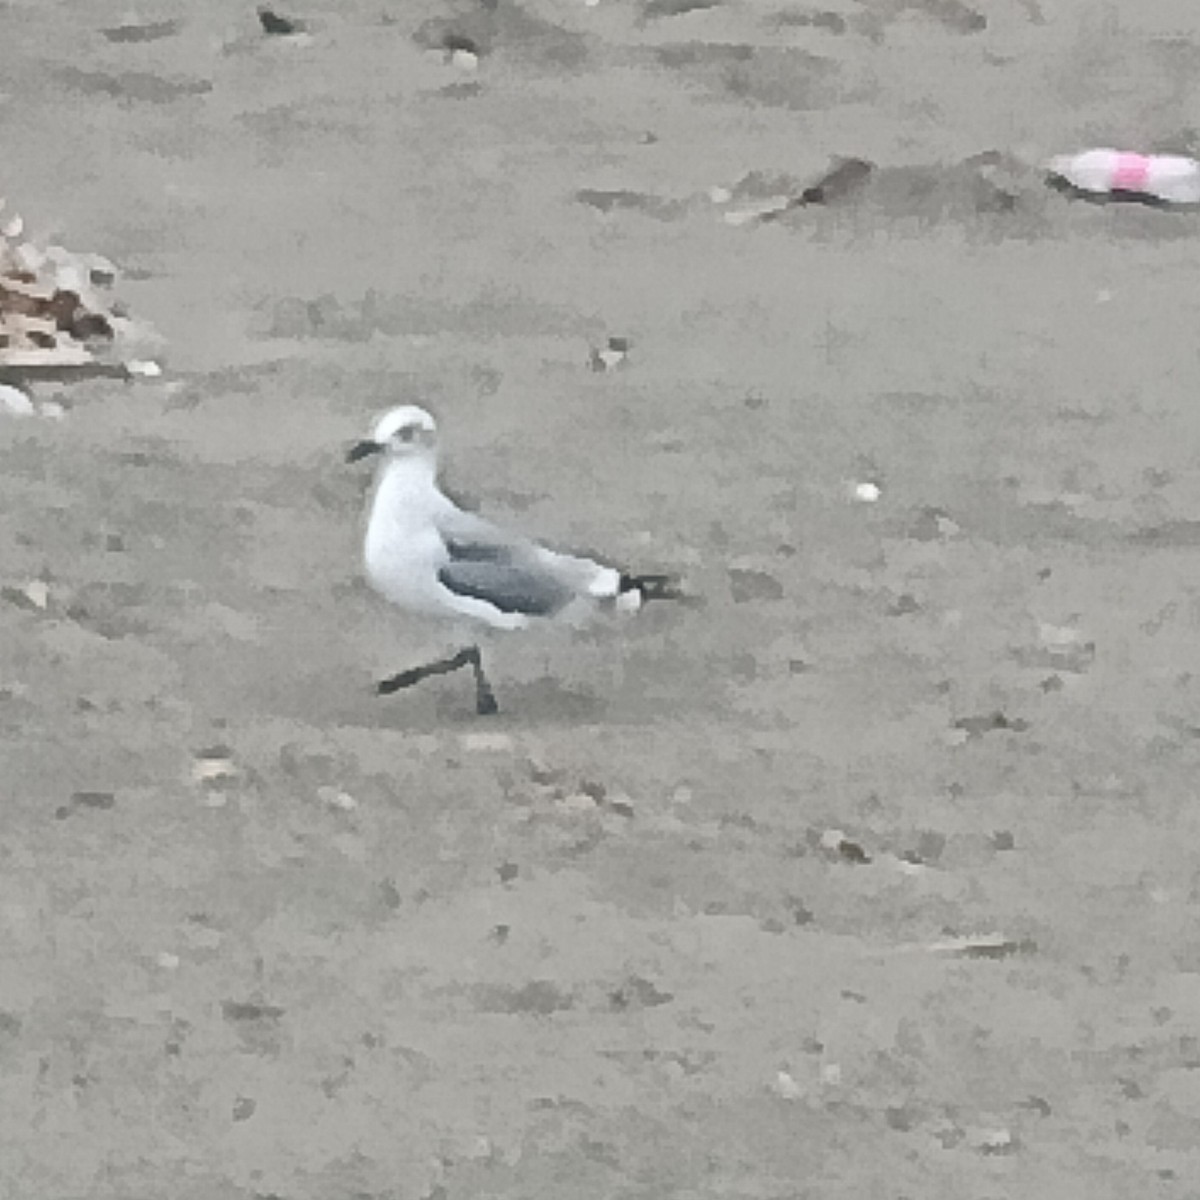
<box><xmin>346</xmin><ymin>440</ymin><xmax>382</xmax><ymax>463</ymax></box>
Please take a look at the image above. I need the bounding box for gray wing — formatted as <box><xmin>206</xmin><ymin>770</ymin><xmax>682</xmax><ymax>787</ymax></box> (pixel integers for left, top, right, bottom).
<box><xmin>438</xmin><ymin>556</ymin><xmax>577</xmax><ymax>616</ymax></box>
<box><xmin>432</xmin><ymin>488</ymin><xmax>623</xmax><ymax>611</ymax></box>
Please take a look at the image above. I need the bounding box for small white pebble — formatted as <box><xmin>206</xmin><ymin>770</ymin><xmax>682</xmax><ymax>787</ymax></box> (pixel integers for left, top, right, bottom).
<box><xmin>191</xmin><ymin>757</ymin><xmax>235</xmax><ymax>782</ymax></box>
<box><xmin>126</xmin><ymin>359</ymin><xmax>163</xmax><ymax>378</ymax></box>
<box><xmin>773</xmin><ymin>1070</ymin><xmax>803</xmax><ymax>1100</ymax></box>
<box><xmin>185</xmin><ymin>926</ymin><xmax>222</xmax><ymax>950</ymax></box>
<box><xmin>450</xmin><ymin>49</ymin><xmax>479</xmax><ymax>72</ymax></box>
<box><xmin>853</xmin><ymin>482</ymin><xmax>881</xmax><ymax>503</ymax></box>
<box><xmin>460</xmin><ymin>732</ymin><xmax>513</xmax><ymax>754</ymax></box>
<box><xmin>1</xmin><ymin>213</ymin><xmax>23</xmax><ymax>239</ymax></box>
<box><xmin>819</xmin><ymin>828</ymin><xmax>847</xmax><ymax>852</ymax></box>
<box><xmin>324</xmin><ymin>788</ymin><xmax>358</xmax><ymax>811</ymax></box>
<box><xmin>23</xmin><ymin>580</ymin><xmax>49</xmax><ymax>609</ymax></box>
<box><xmin>708</xmin><ymin>186</ymin><xmax>733</xmax><ymax>204</ymax></box>
<box><xmin>557</xmin><ymin>792</ymin><xmax>598</xmax><ymax>813</ymax></box>
<box><xmin>1038</xmin><ymin>621</ymin><xmax>1085</xmax><ymax>648</ymax></box>
<box><xmin>156</xmin><ymin>951</ymin><xmax>180</xmax><ymax>970</ymax></box>
<box><xmin>971</xmin><ymin>1127</ymin><xmax>1014</xmax><ymax>1153</ymax></box>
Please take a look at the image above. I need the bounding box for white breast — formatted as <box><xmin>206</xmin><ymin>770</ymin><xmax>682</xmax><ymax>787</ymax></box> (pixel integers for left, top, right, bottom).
<box><xmin>363</xmin><ymin>463</ymin><xmax>451</xmax><ymax>612</ymax></box>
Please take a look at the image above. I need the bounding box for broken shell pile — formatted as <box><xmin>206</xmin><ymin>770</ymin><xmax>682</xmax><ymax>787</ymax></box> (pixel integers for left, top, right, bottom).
<box><xmin>0</xmin><ymin>200</ymin><xmax>157</xmax><ymax>374</ymax></box>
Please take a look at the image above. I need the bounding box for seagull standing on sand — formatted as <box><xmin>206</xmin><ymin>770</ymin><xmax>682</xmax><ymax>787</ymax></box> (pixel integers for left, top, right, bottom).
<box><xmin>347</xmin><ymin>405</ymin><xmax>680</xmax><ymax>714</ymax></box>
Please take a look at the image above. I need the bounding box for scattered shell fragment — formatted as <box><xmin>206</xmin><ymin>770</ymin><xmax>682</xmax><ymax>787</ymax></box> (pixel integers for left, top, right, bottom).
<box><xmin>526</xmin><ymin>756</ymin><xmax>567</xmax><ymax>786</ymax></box>
<box><xmin>184</xmin><ymin>924</ymin><xmax>222</xmax><ymax>950</ymax></box>
<box><xmin>820</xmin><ymin>1063</ymin><xmax>843</xmax><ymax>1086</ymax></box>
<box><xmin>918</xmin><ymin>933</ymin><xmax>1033</xmax><ymax>958</ymax></box>
<box><xmin>461</xmin><ymin>731</ymin><xmax>513</xmax><ymax>754</ymax></box>
<box><xmin>22</xmin><ymin>580</ymin><xmax>49</xmax><ymax>610</ymax></box>
<box><xmin>0</xmin><ymin>384</ymin><xmax>34</xmax><ymax>415</ymax></box>
<box><xmin>773</xmin><ymin>1070</ymin><xmax>804</xmax><ymax>1100</ymax></box>
<box><xmin>818</xmin><ymin>829</ymin><xmax>871</xmax><ymax>863</ymax></box>
<box><xmin>191</xmin><ymin>747</ymin><xmax>237</xmax><ymax>783</ymax></box>
<box><xmin>557</xmin><ymin>791</ymin><xmax>599</xmax><ymax>813</ymax></box>
<box><xmin>724</xmin><ymin>199</ymin><xmax>792</xmax><ymax>225</ymax></box>
<box><xmin>852</xmin><ymin>481</ymin><xmax>881</xmax><ymax>503</ymax></box>
<box><xmin>319</xmin><ymin>787</ymin><xmax>358</xmax><ymax>811</ymax></box>
<box><xmin>970</xmin><ymin>1126</ymin><xmax>1017</xmax><ymax>1154</ymax></box>
<box><xmin>1038</xmin><ymin>620</ymin><xmax>1087</xmax><ymax>648</ymax></box>
<box><xmin>1</xmin><ymin>212</ymin><xmax>157</xmax><ymax>375</ymax></box>
<box><xmin>126</xmin><ymin>359</ymin><xmax>162</xmax><ymax>378</ymax></box>
<box><xmin>590</xmin><ymin>336</ymin><xmax>629</xmax><ymax>372</ymax></box>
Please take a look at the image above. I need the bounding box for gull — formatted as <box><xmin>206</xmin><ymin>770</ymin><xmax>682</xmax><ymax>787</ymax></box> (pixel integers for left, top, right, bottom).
<box><xmin>347</xmin><ymin>405</ymin><xmax>681</xmax><ymax>715</ymax></box>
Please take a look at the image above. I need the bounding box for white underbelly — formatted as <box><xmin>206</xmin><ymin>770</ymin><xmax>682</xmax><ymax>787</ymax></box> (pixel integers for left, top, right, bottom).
<box><xmin>364</xmin><ymin>524</ymin><xmax>450</xmax><ymax>615</ymax></box>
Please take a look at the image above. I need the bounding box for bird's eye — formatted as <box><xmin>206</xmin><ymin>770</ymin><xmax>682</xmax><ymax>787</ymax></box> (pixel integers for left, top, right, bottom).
<box><xmin>397</xmin><ymin>426</ymin><xmax>416</xmax><ymax>442</ymax></box>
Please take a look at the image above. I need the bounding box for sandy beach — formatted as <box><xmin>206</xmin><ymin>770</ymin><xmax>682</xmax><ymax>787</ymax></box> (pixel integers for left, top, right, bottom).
<box><xmin>5</xmin><ymin>0</ymin><xmax>1200</xmax><ymax>1195</ymax></box>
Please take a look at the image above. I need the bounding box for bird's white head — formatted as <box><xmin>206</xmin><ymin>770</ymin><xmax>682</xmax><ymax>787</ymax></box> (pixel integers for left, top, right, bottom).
<box><xmin>347</xmin><ymin>405</ymin><xmax>438</xmax><ymax>464</ymax></box>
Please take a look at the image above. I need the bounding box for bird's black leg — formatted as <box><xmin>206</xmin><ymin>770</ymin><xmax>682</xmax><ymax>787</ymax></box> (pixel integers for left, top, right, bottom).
<box><xmin>377</xmin><ymin>648</ymin><xmax>476</xmax><ymax>694</ymax></box>
<box><xmin>464</xmin><ymin>646</ymin><xmax>499</xmax><ymax>716</ymax></box>
<box><xmin>377</xmin><ymin>645</ymin><xmax>499</xmax><ymax>715</ymax></box>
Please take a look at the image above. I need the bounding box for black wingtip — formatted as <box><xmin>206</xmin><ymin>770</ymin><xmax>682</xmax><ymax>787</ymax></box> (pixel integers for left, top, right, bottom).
<box><xmin>442</xmin><ymin>32</ymin><xmax>480</xmax><ymax>55</ymax></box>
<box><xmin>619</xmin><ymin>572</ymin><xmax>687</xmax><ymax>603</ymax></box>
